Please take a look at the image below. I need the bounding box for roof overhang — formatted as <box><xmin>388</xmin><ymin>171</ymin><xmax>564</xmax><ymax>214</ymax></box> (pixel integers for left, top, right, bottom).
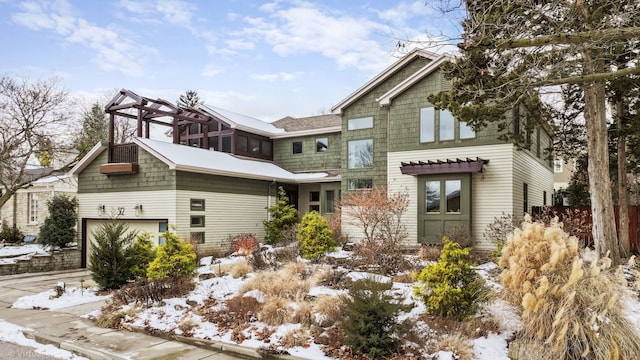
<box><xmin>69</xmin><ymin>141</ymin><xmax>108</xmax><ymax>175</ymax></box>
<box><xmin>400</xmin><ymin>157</ymin><xmax>489</xmax><ymax>176</ymax></box>
<box><xmin>270</xmin><ymin>126</ymin><xmax>342</xmax><ymax>139</ymax></box>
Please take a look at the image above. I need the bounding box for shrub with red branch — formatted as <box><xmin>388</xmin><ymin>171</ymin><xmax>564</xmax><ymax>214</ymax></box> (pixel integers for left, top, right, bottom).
<box><xmin>230</xmin><ymin>233</ymin><xmax>259</xmax><ymax>256</ymax></box>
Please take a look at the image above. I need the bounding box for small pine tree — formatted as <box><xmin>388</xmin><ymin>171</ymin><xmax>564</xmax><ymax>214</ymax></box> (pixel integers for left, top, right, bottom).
<box><xmin>0</xmin><ymin>220</ymin><xmax>24</xmax><ymax>243</ymax></box>
<box><xmin>89</xmin><ymin>221</ymin><xmax>138</xmax><ymax>290</ymax></box>
<box><xmin>263</xmin><ymin>187</ymin><xmax>299</xmax><ymax>244</ymax></box>
<box><xmin>38</xmin><ymin>195</ymin><xmax>78</xmax><ymax>248</ymax></box>
<box><xmin>129</xmin><ymin>232</ymin><xmax>156</xmax><ymax>279</ymax></box>
<box><xmin>413</xmin><ymin>237</ymin><xmax>488</xmax><ymax>321</ymax></box>
<box><xmin>297</xmin><ymin>211</ymin><xmax>336</xmax><ymax>260</ymax></box>
<box><xmin>146</xmin><ymin>230</ymin><xmax>197</xmax><ymax>280</ymax></box>
<box><xmin>342</xmin><ymin>279</ymin><xmax>406</xmax><ymax>359</ymax></box>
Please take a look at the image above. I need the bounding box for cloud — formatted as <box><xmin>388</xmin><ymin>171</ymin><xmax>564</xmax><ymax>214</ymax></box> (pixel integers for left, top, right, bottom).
<box><xmin>11</xmin><ymin>0</ymin><xmax>154</xmax><ymax>77</ymax></box>
<box><xmin>201</xmin><ymin>64</ymin><xmax>223</xmax><ymax>77</ymax></box>
<box><xmin>249</xmin><ymin>72</ymin><xmax>298</xmax><ymax>82</ymax></box>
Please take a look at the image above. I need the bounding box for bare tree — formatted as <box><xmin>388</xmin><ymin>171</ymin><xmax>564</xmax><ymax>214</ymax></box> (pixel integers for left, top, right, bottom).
<box><xmin>0</xmin><ymin>75</ymin><xmax>75</xmax><ymax>208</ymax></box>
<box><xmin>429</xmin><ymin>0</ymin><xmax>640</xmax><ymax>264</ymax></box>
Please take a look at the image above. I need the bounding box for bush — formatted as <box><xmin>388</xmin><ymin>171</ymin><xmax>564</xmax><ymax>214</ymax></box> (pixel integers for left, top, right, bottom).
<box><xmin>0</xmin><ymin>220</ymin><xmax>24</xmax><ymax>243</ymax></box>
<box><xmin>89</xmin><ymin>221</ymin><xmax>138</xmax><ymax>290</ymax></box>
<box><xmin>413</xmin><ymin>237</ymin><xmax>488</xmax><ymax>321</ymax></box>
<box><xmin>483</xmin><ymin>212</ymin><xmax>518</xmax><ymax>260</ymax></box>
<box><xmin>296</xmin><ymin>211</ymin><xmax>336</xmax><ymax>260</ymax></box>
<box><xmin>341</xmin><ymin>279</ymin><xmax>406</xmax><ymax>359</ymax></box>
<box><xmin>499</xmin><ymin>216</ymin><xmax>640</xmax><ymax>359</ymax></box>
<box><xmin>112</xmin><ymin>276</ymin><xmax>195</xmax><ymax>305</ymax></box>
<box><xmin>229</xmin><ymin>233</ymin><xmax>258</xmax><ymax>256</ymax></box>
<box><xmin>38</xmin><ymin>195</ymin><xmax>78</xmax><ymax>248</ymax></box>
<box><xmin>129</xmin><ymin>232</ymin><xmax>156</xmax><ymax>279</ymax></box>
<box><xmin>263</xmin><ymin>187</ymin><xmax>299</xmax><ymax>245</ymax></box>
<box><xmin>147</xmin><ymin>230</ymin><xmax>197</xmax><ymax>280</ymax></box>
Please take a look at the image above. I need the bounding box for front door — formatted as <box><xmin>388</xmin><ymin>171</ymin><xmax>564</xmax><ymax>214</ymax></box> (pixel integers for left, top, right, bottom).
<box><xmin>418</xmin><ymin>173</ymin><xmax>471</xmax><ymax>244</ymax></box>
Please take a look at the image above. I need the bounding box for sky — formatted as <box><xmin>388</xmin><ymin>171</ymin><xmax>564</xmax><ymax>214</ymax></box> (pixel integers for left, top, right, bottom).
<box><xmin>0</xmin><ymin>0</ymin><xmax>462</xmax><ymax>122</ymax></box>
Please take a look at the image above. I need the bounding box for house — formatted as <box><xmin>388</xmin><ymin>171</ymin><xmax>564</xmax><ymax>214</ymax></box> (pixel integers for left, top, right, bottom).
<box><xmin>552</xmin><ymin>158</ymin><xmax>576</xmax><ymax>206</ymax></box>
<box><xmin>0</xmin><ymin>170</ymin><xmax>77</xmax><ymax>241</ymax></box>
<box><xmin>71</xmin><ymin>49</ymin><xmax>553</xmax><ymax>263</ymax></box>
<box><xmin>331</xmin><ymin>49</ymin><xmax>553</xmax><ymax>249</ymax></box>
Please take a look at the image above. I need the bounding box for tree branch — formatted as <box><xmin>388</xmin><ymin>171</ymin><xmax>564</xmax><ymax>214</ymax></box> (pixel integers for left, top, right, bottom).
<box><xmin>533</xmin><ymin>64</ymin><xmax>640</xmax><ymax>87</ymax></box>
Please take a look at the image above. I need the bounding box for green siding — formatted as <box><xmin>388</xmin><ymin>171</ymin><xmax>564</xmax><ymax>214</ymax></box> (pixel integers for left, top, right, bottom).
<box><xmin>77</xmin><ymin>149</ymin><xmax>175</xmax><ymax>193</ymax></box>
<box><xmin>176</xmin><ymin>171</ymin><xmax>270</xmax><ymax>196</ymax></box>
<box><xmin>273</xmin><ymin>133</ymin><xmax>342</xmax><ymax>172</ymax></box>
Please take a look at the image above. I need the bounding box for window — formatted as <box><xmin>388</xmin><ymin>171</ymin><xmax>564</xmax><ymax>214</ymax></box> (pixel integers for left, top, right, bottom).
<box><xmin>348</xmin><ymin>179</ymin><xmax>373</xmax><ymax>190</ymax></box>
<box><xmin>188</xmin><ymin>138</ymin><xmax>200</xmax><ymax>147</ymax></box>
<box><xmin>325</xmin><ymin>190</ymin><xmax>335</xmax><ymax>214</ymax></box>
<box><xmin>348</xmin><ymin>117</ymin><xmax>373</xmax><ymax>130</ymax></box>
<box><xmin>250</xmin><ymin>138</ymin><xmax>260</xmax><ymax>153</ymax></box>
<box><xmin>421</xmin><ymin>107</ymin><xmax>475</xmax><ymax>142</ymax></box>
<box><xmin>445</xmin><ymin>180</ymin><xmax>461</xmax><ymax>213</ymax></box>
<box><xmin>543</xmin><ymin>191</ymin><xmax>547</xmax><ymax>206</ymax></box>
<box><xmin>440</xmin><ymin>110</ymin><xmax>455</xmax><ymax>141</ymax></box>
<box><xmin>536</xmin><ymin>128</ymin><xmax>541</xmax><ymax>158</ymax></box>
<box><xmin>190</xmin><ymin>232</ymin><xmax>205</xmax><ymax>244</ymax></box>
<box><xmin>221</xmin><ymin>136</ymin><xmax>231</xmax><ymax>153</ymax></box>
<box><xmin>28</xmin><ymin>193</ymin><xmax>38</xmax><ymax>223</ymax></box>
<box><xmin>292</xmin><ymin>141</ymin><xmax>303</xmax><ymax>154</ymax></box>
<box><xmin>191</xmin><ymin>215</ymin><xmax>205</xmax><ymax>227</ymax></box>
<box><xmin>425</xmin><ymin>181</ymin><xmax>440</xmax><ymax>213</ymax></box>
<box><xmin>523</xmin><ymin>183</ymin><xmax>529</xmax><ymax>215</ymax></box>
<box><xmin>262</xmin><ymin>141</ymin><xmax>272</xmax><ymax>156</ymax></box>
<box><xmin>553</xmin><ymin>160</ymin><xmax>563</xmax><ymax>173</ymax></box>
<box><xmin>316</xmin><ymin>138</ymin><xmax>328</xmax><ymax>152</ymax></box>
<box><xmin>420</xmin><ymin>107</ymin><xmax>435</xmax><ymax>142</ymax></box>
<box><xmin>208</xmin><ymin>136</ymin><xmax>218</xmax><ymax>151</ymax></box>
<box><xmin>237</xmin><ymin>135</ymin><xmax>248</xmax><ymax>152</ymax></box>
<box><xmin>159</xmin><ymin>221</ymin><xmax>168</xmax><ymax>245</ymax></box>
<box><xmin>310</xmin><ymin>191</ymin><xmax>320</xmax><ymax>202</ymax></box>
<box><xmin>348</xmin><ymin>139</ymin><xmax>373</xmax><ymax>168</ymax></box>
<box><xmin>190</xmin><ymin>199</ymin><xmax>205</xmax><ymax>211</ymax></box>
<box><xmin>309</xmin><ymin>205</ymin><xmax>320</xmax><ymax>212</ymax></box>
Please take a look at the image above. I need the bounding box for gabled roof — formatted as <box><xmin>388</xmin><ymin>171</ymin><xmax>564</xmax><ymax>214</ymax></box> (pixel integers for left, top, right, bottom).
<box><xmin>70</xmin><ymin>138</ymin><xmax>337</xmax><ymax>184</ymax></box>
<box><xmin>198</xmin><ymin>105</ymin><xmax>285</xmax><ymax>137</ymax></box>
<box><xmin>377</xmin><ymin>54</ymin><xmax>452</xmax><ymax>106</ymax></box>
<box><xmin>271</xmin><ymin>114</ymin><xmax>342</xmax><ymax>138</ymax></box>
<box><xmin>330</xmin><ymin>48</ymin><xmax>441</xmax><ymax>114</ymax></box>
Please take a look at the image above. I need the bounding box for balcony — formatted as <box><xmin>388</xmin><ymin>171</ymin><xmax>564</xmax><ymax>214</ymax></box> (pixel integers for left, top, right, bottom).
<box><xmin>100</xmin><ymin>143</ymin><xmax>139</xmax><ymax>175</ymax></box>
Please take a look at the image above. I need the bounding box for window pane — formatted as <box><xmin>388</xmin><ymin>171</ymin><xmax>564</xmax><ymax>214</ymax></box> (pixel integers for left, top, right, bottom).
<box><xmin>316</xmin><ymin>138</ymin><xmax>328</xmax><ymax>152</ymax></box>
<box><xmin>293</xmin><ymin>141</ymin><xmax>303</xmax><ymax>154</ymax></box>
<box><xmin>426</xmin><ymin>181</ymin><xmax>440</xmax><ymax>213</ymax></box>
<box><xmin>221</xmin><ymin>136</ymin><xmax>231</xmax><ymax>153</ymax></box>
<box><xmin>348</xmin><ymin>139</ymin><xmax>373</xmax><ymax>168</ymax></box>
<box><xmin>190</xmin><ymin>215</ymin><xmax>205</xmax><ymax>227</ymax></box>
<box><xmin>237</xmin><ymin>136</ymin><xmax>248</xmax><ymax>152</ymax></box>
<box><xmin>190</xmin><ymin>199</ymin><xmax>205</xmax><ymax>211</ymax></box>
<box><xmin>250</xmin><ymin>138</ymin><xmax>260</xmax><ymax>153</ymax></box>
<box><xmin>348</xmin><ymin>117</ymin><xmax>373</xmax><ymax>130</ymax></box>
<box><xmin>440</xmin><ymin>110</ymin><xmax>454</xmax><ymax>141</ymax></box>
<box><xmin>460</xmin><ymin>120</ymin><xmax>476</xmax><ymax>139</ymax></box>
<box><xmin>310</xmin><ymin>191</ymin><xmax>320</xmax><ymax>202</ymax></box>
<box><xmin>309</xmin><ymin>205</ymin><xmax>320</xmax><ymax>212</ymax></box>
<box><xmin>262</xmin><ymin>140</ymin><xmax>272</xmax><ymax>156</ymax></box>
<box><xmin>348</xmin><ymin>179</ymin><xmax>373</xmax><ymax>190</ymax></box>
<box><xmin>445</xmin><ymin>180</ymin><xmax>461</xmax><ymax>213</ymax></box>
<box><xmin>325</xmin><ymin>190</ymin><xmax>335</xmax><ymax>213</ymax></box>
<box><xmin>208</xmin><ymin>136</ymin><xmax>218</xmax><ymax>150</ymax></box>
<box><xmin>420</xmin><ymin>108</ymin><xmax>434</xmax><ymax>142</ymax></box>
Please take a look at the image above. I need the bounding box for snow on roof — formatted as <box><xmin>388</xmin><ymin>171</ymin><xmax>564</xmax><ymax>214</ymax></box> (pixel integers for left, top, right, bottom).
<box><xmin>135</xmin><ymin>138</ymin><xmax>330</xmax><ymax>183</ymax></box>
<box><xmin>198</xmin><ymin>105</ymin><xmax>285</xmax><ymax>137</ymax></box>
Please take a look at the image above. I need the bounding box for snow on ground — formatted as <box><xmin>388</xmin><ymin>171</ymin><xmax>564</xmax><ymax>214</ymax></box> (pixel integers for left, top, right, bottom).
<box><xmin>0</xmin><ymin>244</ymin><xmax>51</xmax><ymax>264</ymax></box>
<box><xmin>0</xmin><ymin>319</ymin><xmax>88</xmax><ymax>359</ymax></box>
<box><xmin>7</xmin><ymin>247</ymin><xmax>640</xmax><ymax>360</ymax></box>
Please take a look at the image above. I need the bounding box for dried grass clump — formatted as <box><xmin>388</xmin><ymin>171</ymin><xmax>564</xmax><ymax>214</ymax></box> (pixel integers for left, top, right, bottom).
<box><xmin>229</xmin><ymin>260</ymin><xmax>253</xmax><ymax>279</ymax></box>
<box><xmin>280</xmin><ymin>327</ymin><xmax>310</xmax><ymax>348</ymax></box>
<box><xmin>259</xmin><ymin>296</ymin><xmax>293</xmax><ymax>326</ymax></box>
<box><xmin>292</xmin><ymin>300</ymin><xmax>315</xmax><ymax>326</ymax></box>
<box><xmin>500</xmin><ymin>216</ymin><xmax>640</xmax><ymax>359</ymax></box>
<box><xmin>418</xmin><ymin>244</ymin><xmax>441</xmax><ymax>261</ymax></box>
<box><xmin>429</xmin><ymin>334</ymin><xmax>474</xmax><ymax>360</ymax></box>
<box><xmin>241</xmin><ymin>262</ymin><xmax>315</xmax><ymax>300</ymax></box>
<box><xmin>313</xmin><ymin>295</ymin><xmax>345</xmax><ymax>327</ymax></box>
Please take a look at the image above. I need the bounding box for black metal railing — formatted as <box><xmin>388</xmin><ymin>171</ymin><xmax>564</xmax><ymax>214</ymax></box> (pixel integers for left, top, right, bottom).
<box><xmin>110</xmin><ymin>143</ymin><xmax>138</xmax><ymax>163</ymax></box>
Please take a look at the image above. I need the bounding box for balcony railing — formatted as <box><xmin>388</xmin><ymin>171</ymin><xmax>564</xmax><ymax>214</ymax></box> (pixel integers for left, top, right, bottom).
<box><xmin>110</xmin><ymin>143</ymin><xmax>138</xmax><ymax>163</ymax></box>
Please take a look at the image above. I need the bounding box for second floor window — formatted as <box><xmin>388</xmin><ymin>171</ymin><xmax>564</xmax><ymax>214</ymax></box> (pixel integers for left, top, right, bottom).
<box><xmin>293</xmin><ymin>141</ymin><xmax>303</xmax><ymax>154</ymax></box>
<box><xmin>348</xmin><ymin>117</ymin><xmax>373</xmax><ymax>130</ymax></box>
<box><xmin>348</xmin><ymin>139</ymin><xmax>373</xmax><ymax>168</ymax></box>
<box><xmin>421</xmin><ymin>107</ymin><xmax>475</xmax><ymax>143</ymax></box>
<box><xmin>316</xmin><ymin>138</ymin><xmax>328</xmax><ymax>152</ymax></box>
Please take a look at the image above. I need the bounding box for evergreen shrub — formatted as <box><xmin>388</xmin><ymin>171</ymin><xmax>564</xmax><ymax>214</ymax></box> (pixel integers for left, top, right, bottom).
<box><xmin>341</xmin><ymin>279</ymin><xmax>407</xmax><ymax>359</ymax></box>
<box><xmin>89</xmin><ymin>221</ymin><xmax>138</xmax><ymax>290</ymax></box>
<box><xmin>129</xmin><ymin>232</ymin><xmax>156</xmax><ymax>279</ymax></box>
<box><xmin>147</xmin><ymin>230</ymin><xmax>197</xmax><ymax>280</ymax></box>
<box><xmin>263</xmin><ymin>187</ymin><xmax>299</xmax><ymax>244</ymax></box>
<box><xmin>414</xmin><ymin>237</ymin><xmax>488</xmax><ymax>321</ymax></box>
<box><xmin>0</xmin><ymin>220</ymin><xmax>24</xmax><ymax>243</ymax></box>
<box><xmin>296</xmin><ymin>211</ymin><xmax>336</xmax><ymax>260</ymax></box>
<box><xmin>38</xmin><ymin>195</ymin><xmax>78</xmax><ymax>248</ymax></box>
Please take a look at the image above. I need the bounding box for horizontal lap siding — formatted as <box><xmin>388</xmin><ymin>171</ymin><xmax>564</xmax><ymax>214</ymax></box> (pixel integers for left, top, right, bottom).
<box><xmin>387</xmin><ymin>144</ymin><xmax>515</xmax><ymax>250</ymax></box>
<box><xmin>513</xmin><ymin>150</ymin><xmax>554</xmax><ymax>217</ymax></box>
